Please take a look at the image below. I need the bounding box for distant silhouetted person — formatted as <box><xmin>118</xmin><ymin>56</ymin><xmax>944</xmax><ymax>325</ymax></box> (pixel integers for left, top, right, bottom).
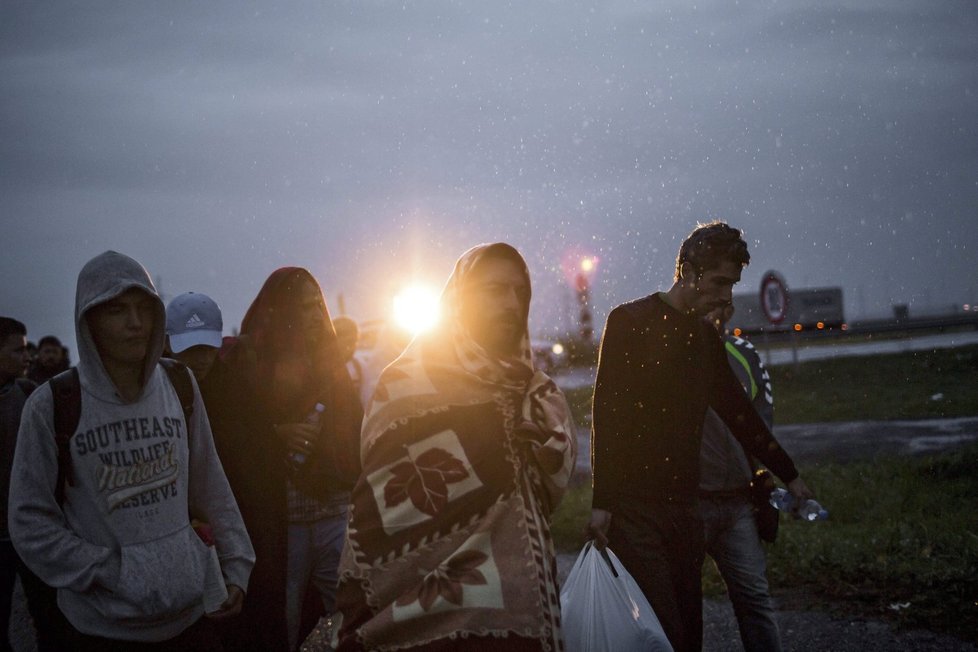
<box><xmin>357</xmin><ymin>321</ymin><xmax>411</xmax><ymax>409</ymax></box>
<box><xmin>587</xmin><ymin>221</ymin><xmax>812</xmax><ymax>652</ymax></box>
<box><xmin>1</xmin><ymin>317</ymin><xmax>69</xmax><ymax>651</ymax></box>
<box><xmin>27</xmin><ymin>335</ymin><xmax>69</xmax><ymax>384</ymax></box>
<box><xmin>332</xmin><ymin>316</ymin><xmax>364</xmax><ymax>407</ymax></box>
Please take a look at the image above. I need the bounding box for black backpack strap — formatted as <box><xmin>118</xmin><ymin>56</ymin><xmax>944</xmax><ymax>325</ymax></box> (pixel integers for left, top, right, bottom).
<box><xmin>14</xmin><ymin>377</ymin><xmax>37</xmax><ymax>398</ymax></box>
<box><xmin>160</xmin><ymin>358</ymin><xmax>194</xmax><ymax>443</ymax></box>
<box><xmin>49</xmin><ymin>368</ymin><xmax>81</xmax><ymax>505</ymax></box>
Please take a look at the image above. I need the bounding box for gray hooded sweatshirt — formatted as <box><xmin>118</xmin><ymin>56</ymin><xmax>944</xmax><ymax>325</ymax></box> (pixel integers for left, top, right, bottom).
<box><xmin>8</xmin><ymin>251</ymin><xmax>254</xmax><ymax>642</ymax></box>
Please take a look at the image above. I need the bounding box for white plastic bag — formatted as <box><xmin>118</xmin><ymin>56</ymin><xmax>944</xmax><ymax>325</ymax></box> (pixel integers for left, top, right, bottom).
<box><xmin>560</xmin><ymin>542</ymin><xmax>673</xmax><ymax>652</ymax></box>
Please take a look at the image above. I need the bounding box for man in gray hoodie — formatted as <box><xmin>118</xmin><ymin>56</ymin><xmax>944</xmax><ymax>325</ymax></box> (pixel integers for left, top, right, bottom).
<box><xmin>8</xmin><ymin>251</ymin><xmax>255</xmax><ymax>651</ymax></box>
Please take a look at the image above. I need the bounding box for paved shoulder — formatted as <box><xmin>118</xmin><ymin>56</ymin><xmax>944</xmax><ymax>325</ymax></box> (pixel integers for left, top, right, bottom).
<box><xmin>772</xmin><ymin>417</ymin><xmax>978</xmax><ymax>465</ymax></box>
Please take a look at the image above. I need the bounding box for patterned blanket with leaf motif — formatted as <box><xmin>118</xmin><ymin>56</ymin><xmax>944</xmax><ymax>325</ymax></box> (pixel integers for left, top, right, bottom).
<box><xmin>334</xmin><ymin>336</ymin><xmax>575</xmax><ymax>651</ymax></box>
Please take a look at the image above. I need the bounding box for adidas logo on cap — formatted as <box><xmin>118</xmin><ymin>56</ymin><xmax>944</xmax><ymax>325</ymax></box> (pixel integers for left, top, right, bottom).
<box><xmin>166</xmin><ymin>292</ymin><xmax>223</xmax><ymax>353</ymax></box>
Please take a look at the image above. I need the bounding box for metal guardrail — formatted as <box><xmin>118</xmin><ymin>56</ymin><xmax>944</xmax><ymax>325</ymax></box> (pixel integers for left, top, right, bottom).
<box><xmin>740</xmin><ymin>313</ymin><xmax>978</xmax><ymax>344</ymax></box>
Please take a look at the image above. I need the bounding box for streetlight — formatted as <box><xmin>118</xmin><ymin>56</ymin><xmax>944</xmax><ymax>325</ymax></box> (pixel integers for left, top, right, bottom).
<box><xmin>574</xmin><ymin>256</ymin><xmax>599</xmax><ymax>342</ymax></box>
<box><xmin>560</xmin><ymin>248</ymin><xmax>600</xmax><ymax>343</ymax></box>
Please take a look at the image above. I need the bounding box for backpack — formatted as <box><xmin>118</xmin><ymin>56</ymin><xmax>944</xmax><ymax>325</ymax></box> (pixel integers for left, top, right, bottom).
<box><xmin>48</xmin><ymin>358</ymin><xmax>194</xmax><ymax>505</ymax></box>
<box><xmin>13</xmin><ymin>377</ymin><xmax>37</xmax><ymax>399</ymax></box>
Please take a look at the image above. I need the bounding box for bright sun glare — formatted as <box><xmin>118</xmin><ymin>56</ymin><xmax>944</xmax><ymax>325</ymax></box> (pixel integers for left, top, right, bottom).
<box><xmin>392</xmin><ymin>285</ymin><xmax>441</xmax><ymax>336</ymax></box>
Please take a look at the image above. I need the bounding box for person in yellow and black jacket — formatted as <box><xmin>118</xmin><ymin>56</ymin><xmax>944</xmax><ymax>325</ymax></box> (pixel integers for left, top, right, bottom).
<box><xmin>699</xmin><ymin>303</ymin><xmax>784</xmax><ymax>652</ymax></box>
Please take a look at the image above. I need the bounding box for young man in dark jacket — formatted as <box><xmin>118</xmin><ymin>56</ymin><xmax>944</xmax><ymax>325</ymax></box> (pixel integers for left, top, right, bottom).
<box><xmin>587</xmin><ymin>222</ymin><xmax>812</xmax><ymax>652</ymax></box>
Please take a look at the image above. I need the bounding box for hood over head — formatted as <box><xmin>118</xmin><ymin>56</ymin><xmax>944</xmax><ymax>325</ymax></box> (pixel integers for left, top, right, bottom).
<box><xmin>75</xmin><ymin>250</ymin><xmax>166</xmax><ymax>402</ymax></box>
<box><xmin>427</xmin><ymin>242</ymin><xmax>535</xmax><ymax>390</ymax></box>
<box><xmin>238</xmin><ymin>266</ymin><xmax>344</xmax><ymax>420</ymax></box>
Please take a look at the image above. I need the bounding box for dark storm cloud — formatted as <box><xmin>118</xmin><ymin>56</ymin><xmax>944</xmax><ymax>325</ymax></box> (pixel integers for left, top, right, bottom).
<box><xmin>2</xmin><ymin>0</ymin><xmax>976</xmax><ymax>352</ymax></box>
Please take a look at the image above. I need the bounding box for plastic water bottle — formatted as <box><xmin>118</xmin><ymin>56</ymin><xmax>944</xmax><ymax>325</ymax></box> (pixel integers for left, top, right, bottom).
<box><xmin>768</xmin><ymin>487</ymin><xmax>828</xmax><ymax>521</ymax></box>
<box><xmin>290</xmin><ymin>403</ymin><xmax>325</xmax><ymax>467</ymax></box>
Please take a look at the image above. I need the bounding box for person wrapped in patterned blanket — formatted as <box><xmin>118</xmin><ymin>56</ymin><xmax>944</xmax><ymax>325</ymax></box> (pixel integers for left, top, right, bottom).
<box><xmin>334</xmin><ymin>242</ymin><xmax>576</xmax><ymax>651</ymax></box>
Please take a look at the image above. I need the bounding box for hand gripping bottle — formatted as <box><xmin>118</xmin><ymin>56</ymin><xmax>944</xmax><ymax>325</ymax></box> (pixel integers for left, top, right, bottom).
<box><xmin>290</xmin><ymin>403</ymin><xmax>326</xmax><ymax>467</ymax></box>
<box><xmin>769</xmin><ymin>487</ymin><xmax>829</xmax><ymax>521</ymax></box>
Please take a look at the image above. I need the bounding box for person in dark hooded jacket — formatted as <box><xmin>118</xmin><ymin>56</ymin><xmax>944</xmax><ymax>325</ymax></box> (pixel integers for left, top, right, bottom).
<box><xmin>205</xmin><ymin>267</ymin><xmax>362</xmax><ymax>651</ymax></box>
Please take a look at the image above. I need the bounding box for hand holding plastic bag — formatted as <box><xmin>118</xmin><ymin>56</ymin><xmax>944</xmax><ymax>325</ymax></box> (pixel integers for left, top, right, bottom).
<box><xmin>560</xmin><ymin>542</ymin><xmax>673</xmax><ymax>652</ymax></box>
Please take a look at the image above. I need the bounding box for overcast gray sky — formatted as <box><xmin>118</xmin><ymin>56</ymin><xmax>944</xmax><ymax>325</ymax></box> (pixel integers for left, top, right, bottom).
<box><xmin>3</xmin><ymin>0</ymin><xmax>976</xmax><ymax>355</ymax></box>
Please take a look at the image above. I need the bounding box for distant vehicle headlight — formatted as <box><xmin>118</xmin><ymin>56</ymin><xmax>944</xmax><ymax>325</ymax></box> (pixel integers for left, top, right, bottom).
<box><xmin>393</xmin><ymin>285</ymin><xmax>441</xmax><ymax>336</ymax></box>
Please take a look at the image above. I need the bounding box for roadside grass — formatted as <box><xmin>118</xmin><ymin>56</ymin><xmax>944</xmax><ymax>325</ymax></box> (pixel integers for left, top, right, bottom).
<box><xmin>560</xmin><ymin>344</ymin><xmax>978</xmax><ymax>426</ymax></box>
<box><xmin>553</xmin><ymin>345</ymin><xmax>978</xmax><ymax>642</ymax></box>
<box><xmin>764</xmin><ymin>442</ymin><xmax>978</xmax><ymax>643</ymax></box>
<box><xmin>551</xmin><ymin>443</ymin><xmax>978</xmax><ymax>644</ymax></box>
<box><xmin>768</xmin><ymin>343</ymin><xmax>978</xmax><ymax>423</ymax></box>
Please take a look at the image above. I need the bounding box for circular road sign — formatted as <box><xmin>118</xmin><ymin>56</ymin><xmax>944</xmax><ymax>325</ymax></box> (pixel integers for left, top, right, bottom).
<box><xmin>760</xmin><ymin>271</ymin><xmax>789</xmax><ymax>325</ymax></box>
